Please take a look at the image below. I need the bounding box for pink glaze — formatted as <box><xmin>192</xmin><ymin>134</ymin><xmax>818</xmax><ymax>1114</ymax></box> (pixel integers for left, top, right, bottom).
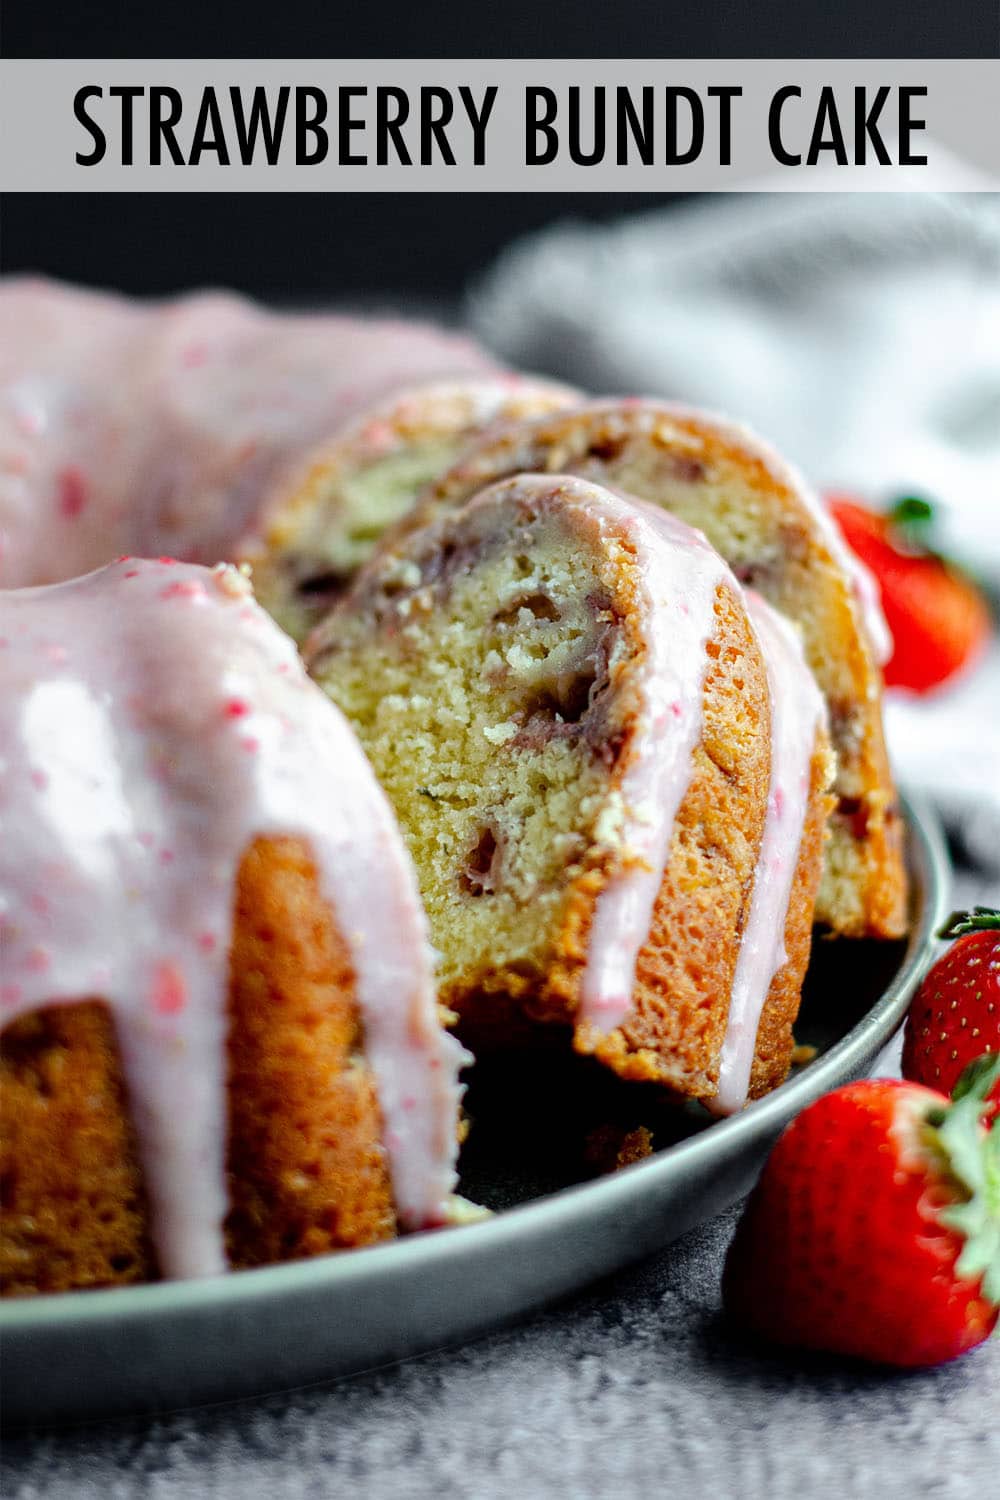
<box><xmin>712</xmin><ymin>593</ymin><xmax>827</xmax><ymax>1114</ymax></box>
<box><xmin>523</xmin><ymin>480</ymin><xmax>824</xmax><ymax>1112</ymax></box>
<box><xmin>0</xmin><ymin>558</ymin><xmax>465</xmax><ymax>1278</ymax></box>
<box><xmin>0</xmin><ymin>278</ymin><xmax>495</xmax><ymax>588</ymax></box>
<box><xmin>539</xmin><ymin>483</ymin><xmax>733</xmax><ymax>1033</ymax></box>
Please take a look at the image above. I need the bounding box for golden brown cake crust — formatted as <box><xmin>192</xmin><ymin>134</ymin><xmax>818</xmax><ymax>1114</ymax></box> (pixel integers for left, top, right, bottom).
<box><xmin>568</xmin><ymin>583</ymin><xmax>773</xmax><ymax>1096</ymax></box>
<box><xmin>0</xmin><ymin>1003</ymin><xmax>158</xmax><ymax>1296</ymax></box>
<box><xmin>0</xmin><ymin>836</ymin><xmax>396</xmax><ymax>1297</ymax></box>
<box><xmin>224</xmin><ymin>837</ymin><xmax>396</xmax><ymax>1267</ymax></box>
<box><xmin>404</xmin><ymin>402</ymin><xmax>906</xmax><ymax>939</ymax></box>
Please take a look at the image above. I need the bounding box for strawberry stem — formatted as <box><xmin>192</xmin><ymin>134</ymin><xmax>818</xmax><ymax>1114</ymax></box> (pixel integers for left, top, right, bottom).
<box><xmin>889</xmin><ymin>495</ymin><xmax>936</xmax><ymax>555</ymax></box>
<box><xmin>938</xmin><ymin>906</ymin><xmax>1000</xmax><ymax>940</ymax></box>
<box><xmin>891</xmin><ymin>495</ymin><xmax>935</xmax><ymax>528</ymax></box>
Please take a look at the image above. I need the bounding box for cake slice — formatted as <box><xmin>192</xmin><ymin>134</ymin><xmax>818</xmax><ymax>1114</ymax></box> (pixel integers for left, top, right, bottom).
<box><xmin>241</xmin><ymin>375</ymin><xmax>574</xmax><ymax>642</ymax></box>
<box><xmin>308</xmin><ymin>474</ymin><xmax>833</xmax><ymax>1108</ymax></box>
<box><xmin>398</xmin><ymin>401</ymin><xmax>904</xmax><ymax>938</ymax></box>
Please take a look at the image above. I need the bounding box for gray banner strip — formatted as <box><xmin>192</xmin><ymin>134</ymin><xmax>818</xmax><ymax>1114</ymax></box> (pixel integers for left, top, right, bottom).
<box><xmin>0</xmin><ymin>59</ymin><xmax>996</xmax><ymax>191</ymax></box>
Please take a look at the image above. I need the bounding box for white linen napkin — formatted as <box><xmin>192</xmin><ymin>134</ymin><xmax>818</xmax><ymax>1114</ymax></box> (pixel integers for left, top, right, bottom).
<box><xmin>470</xmin><ymin>190</ymin><xmax>1000</xmax><ymax>870</ymax></box>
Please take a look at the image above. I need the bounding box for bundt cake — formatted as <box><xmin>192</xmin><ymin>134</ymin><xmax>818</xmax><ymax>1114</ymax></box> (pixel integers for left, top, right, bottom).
<box><xmin>393</xmin><ymin>400</ymin><xmax>905</xmax><ymax>939</ymax></box>
<box><xmin>0</xmin><ymin>557</ymin><xmax>466</xmax><ymax>1295</ymax></box>
<box><xmin>244</xmin><ymin>376</ymin><xmax>575</xmax><ymax>643</ymax></box>
<box><xmin>307</xmin><ymin>474</ymin><xmax>833</xmax><ymax>1109</ymax></box>
<box><xmin>0</xmin><ymin>277</ymin><xmax>497</xmax><ymax>588</ymax></box>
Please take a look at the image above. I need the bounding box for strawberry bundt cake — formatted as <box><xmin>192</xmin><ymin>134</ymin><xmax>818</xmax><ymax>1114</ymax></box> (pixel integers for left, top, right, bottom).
<box><xmin>0</xmin><ymin>558</ymin><xmax>465</xmax><ymax>1296</ymax></box>
<box><xmin>0</xmin><ymin>278</ymin><xmax>907</xmax><ymax>1305</ymax></box>
<box><xmin>396</xmin><ymin>401</ymin><xmax>905</xmax><ymax>939</ymax></box>
<box><xmin>307</xmin><ymin>475</ymin><xmax>833</xmax><ymax>1110</ymax></box>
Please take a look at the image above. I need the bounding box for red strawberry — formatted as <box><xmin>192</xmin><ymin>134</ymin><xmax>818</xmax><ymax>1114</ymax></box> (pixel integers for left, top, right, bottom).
<box><xmin>828</xmin><ymin>494</ymin><xmax>991</xmax><ymax>694</ymax></box>
<box><xmin>903</xmin><ymin>907</ymin><xmax>1000</xmax><ymax>1114</ymax></box>
<box><xmin>723</xmin><ymin>1057</ymin><xmax>1000</xmax><ymax>1368</ymax></box>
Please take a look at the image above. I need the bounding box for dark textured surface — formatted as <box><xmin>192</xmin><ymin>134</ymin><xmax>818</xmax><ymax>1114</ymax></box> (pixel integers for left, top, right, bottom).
<box><xmin>4</xmin><ymin>1179</ymin><xmax>998</xmax><ymax>1498</ymax></box>
<box><xmin>5</xmin><ymin>870</ymin><xmax>997</xmax><ymax>1495</ymax></box>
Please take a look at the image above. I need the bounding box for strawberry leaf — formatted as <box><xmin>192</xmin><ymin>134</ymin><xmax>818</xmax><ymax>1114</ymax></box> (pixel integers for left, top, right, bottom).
<box><xmin>944</xmin><ymin>1129</ymin><xmax>999</xmax><ymax>1303</ymax></box>
<box><xmin>953</xmin><ymin>1052</ymin><xmax>1000</xmax><ymax>1104</ymax></box>
<box><xmin>926</xmin><ymin>1055</ymin><xmax>1000</xmax><ymax>1305</ymax></box>
<box><xmin>938</xmin><ymin>906</ymin><xmax>1000</xmax><ymax>940</ymax></box>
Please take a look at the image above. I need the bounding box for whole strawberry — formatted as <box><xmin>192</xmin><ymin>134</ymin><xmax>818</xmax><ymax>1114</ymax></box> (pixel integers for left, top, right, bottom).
<box><xmin>902</xmin><ymin>907</ymin><xmax>1000</xmax><ymax>1112</ymax></box>
<box><xmin>828</xmin><ymin>494</ymin><xmax>991</xmax><ymax>695</ymax></box>
<box><xmin>723</xmin><ymin>1056</ymin><xmax>1000</xmax><ymax>1367</ymax></box>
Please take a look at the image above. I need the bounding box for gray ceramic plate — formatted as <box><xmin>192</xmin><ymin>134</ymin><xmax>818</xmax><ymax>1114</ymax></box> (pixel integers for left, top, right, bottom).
<box><xmin>1</xmin><ymin>793</ymin><xmax>948</xmax><ymax>1426</ymax></box>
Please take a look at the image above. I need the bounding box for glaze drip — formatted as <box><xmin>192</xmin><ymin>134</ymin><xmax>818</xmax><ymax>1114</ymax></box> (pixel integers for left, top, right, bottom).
<box><xmin>570</xmin><ymin>491</ymin><xmax>730</xmax><ymax>1032</ymax></box>
<box><xmin>712</xmin><ymin>592</ymin><xmax>828</xmax><ymax>1113</ymax></box>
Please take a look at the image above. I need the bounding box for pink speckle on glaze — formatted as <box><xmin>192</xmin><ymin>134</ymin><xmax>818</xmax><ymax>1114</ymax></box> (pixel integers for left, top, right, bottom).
<box><xmin>360</xmin><ymin>418</ymin><xmax>398</xmax><ymax>452</ymax></box>
<box><xmin>151</xmin><ymin>961</ymin><xmax>187</xmax><ymax>1015</ymax></box>
<box><xmin>223</xmin><ymin>697</ymin><xmax>250</xmax><ymax>719</ymax></box>
<box><xmin>0</xmin><ymin>557</ymin><xmax>466</xmax><ymax>1279</ymax></box>
<box><xmin>15</xmin><ymin>405</ymin><xmax>43</xmax><ymax>438</ymax></box>
<box><xmin>160</xmin><ymin>579</ymin><xmax>207</xmax><ymax>601</ymax></box>
<box><xmin>57</xmin><ymin>466</ymin><xmax>88</xmax><ymax>519</ymax></box>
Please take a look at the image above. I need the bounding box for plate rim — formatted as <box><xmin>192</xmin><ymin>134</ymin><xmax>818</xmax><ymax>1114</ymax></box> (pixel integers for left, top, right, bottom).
<box><xmin>0</xmin><ymin>789</ymin><xmax>949</xmax><ymax>1339</ymax></box>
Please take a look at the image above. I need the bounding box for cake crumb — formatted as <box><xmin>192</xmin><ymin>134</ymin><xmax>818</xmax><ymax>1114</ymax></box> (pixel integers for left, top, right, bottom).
<box><xmin>483</xmin><ymin>720</ymin><xmax>518</xmax><ymax>745</ymax></box>
<box><xmin>584</xmin><ymin>1123</ymin><xmax>654</xmax><ymax>1174</ymax></box>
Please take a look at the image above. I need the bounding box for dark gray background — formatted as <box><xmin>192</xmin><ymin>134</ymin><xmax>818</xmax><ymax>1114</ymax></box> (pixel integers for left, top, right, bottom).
<box><xmin>4</xmin><ymin>0</ymin><xmax>994</xmax><ymax>62</ymax></box>
<box><xmin>1</xmin><ymin>0</ymin><xmax>997</xmax><ymax>300</ymax></box>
